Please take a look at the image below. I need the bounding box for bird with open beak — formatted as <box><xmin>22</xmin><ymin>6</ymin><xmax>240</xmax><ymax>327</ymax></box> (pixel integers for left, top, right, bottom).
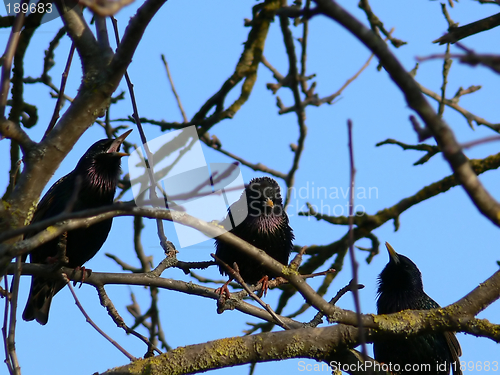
<box><xmin>23</xmin><ymin>130</ymin><xmax>132</xmax><ymax>325</ymax></box>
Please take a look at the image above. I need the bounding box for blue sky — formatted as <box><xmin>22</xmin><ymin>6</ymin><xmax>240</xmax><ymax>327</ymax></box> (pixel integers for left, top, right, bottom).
<box><xmin>1</xmin><ymin>0</ymin><xmax>499</xmax><ymax>374</ymax></box>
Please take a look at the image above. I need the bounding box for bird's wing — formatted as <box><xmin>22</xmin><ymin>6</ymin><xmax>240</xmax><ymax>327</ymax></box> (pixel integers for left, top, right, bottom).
<box><xmin>220</xmin><ymin>193</ymin><xmax>249</xmax><ymax>231</ymax></box>
<box><xmin>425</xmin><ymin>295</ymin><xmax>463</xmax><ymax>375</ymax></box>
<box><xmin>24</xmin><ymin>173</ymin><xmax>76</xmax><ymax>263</ymax></box>
<box><xmin>29</xmin><ymin>174</ymin><xmax>76</xmax><ymax>225</ymax></box>
<box><xmin>445</xmin><ymin>331</ymin><xmax>463</xmax><ymax>375</ymax></box>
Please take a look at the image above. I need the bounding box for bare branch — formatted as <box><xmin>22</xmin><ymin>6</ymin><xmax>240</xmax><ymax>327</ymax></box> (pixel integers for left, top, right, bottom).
<box><xmin>44</xmin><ymin>43</ymin><xmax>75</xmax><ymax>137</ymax></box>
<box><xmin>434</xmin><ymin>12</ymin><xmax>500</xmax><ymax>45</ymax></box>
<box><xmin>315</xmin><ymin>0</ymin><xmax>500</xmax><ymax>228</ymax></box>
<box><xmin>201</xmin><ymin>139</ymin><xmax>287</xmax><ymax>180</ymax></box>
<box><xmin>161</xmin><ymin>54</ymin><xmax>188</xmax><ymax>123</ymax></box>
<box><xmin>376</xmin><ymin>139</ymin><xmax>440</xmax><ymax>166</ymax></box>
<box><xmin>2</xmin><ymin>278</ymin><xmax>13</xmax><ymax>375</ymax></box>
<box><xmin>307</xmin><ymin>280</ymin><xmax>364</xmax><ymax>328</ymax></box>
<box><xmin>346</xmin><ymin>119</ymin><xmax>368</xmax><ymax>363</ymax></box>
<box><xmin>67</xmin><ymin>283</ymin><xmax>137</xmax><ymax>361</ymax></box>
<box><xmin>111</xmin><ymin>16</ymin><xmax>174</xmax><ymax>254</ymax></box>
<box><xmin>57</xmin><ymin>2</ymin><xmax>100</xmax><ymax>73</ymax></box>
<box><xmin>94</xmin><ymin>284</ymin><xmax>163</xmax><ymax>356</ymax></box>
<box><xmin>109</xmin><ymin>0</ymin><xmax>168</xmax><ymax>85</ymax></box>
<box><xmin>358</xmin><ymin>0</ymin><xmax>406</xmax><ymax>47</ymax></box>
<box><xmin>6</xmin><ymin>257</ymin><xmax>21</xmax><ymax>375</ymax></box>
<box><xmin>419</xmin><ymin>83</ymin><xmax>500</xmax><ymax>132</ymax></box>
<box><xmin>0</xmin><ymin>3</ymin><xmax>26</xmax><ymax>118</ymax></box>
<box><xmin>278</xmin><ymin>11</ymin><xmax>307</xmax><ymax>208</ymax></box>
<box><xmin>212</xmin><ymin>254</ymin><xmax>292</xmax><ymax>330</ymax></box>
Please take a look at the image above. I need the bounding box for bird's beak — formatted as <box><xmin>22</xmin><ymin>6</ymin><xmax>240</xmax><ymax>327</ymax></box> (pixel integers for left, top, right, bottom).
<box><xmin>265</xmin><ymin>198</ymin><xmax>274</xmax><ymax>208</ymax></box>
<box><xmin>107</xmin><ymin>129</ymin><xmax>132</xmax><ymax>157</ymax></box>
<box><xmin>385</xmin><ymin>242</ymin><xmax>400</xmax><ymax>264</ymax></box>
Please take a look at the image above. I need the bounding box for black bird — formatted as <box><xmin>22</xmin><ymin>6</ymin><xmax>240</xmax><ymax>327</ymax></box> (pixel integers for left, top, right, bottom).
<box><xmin>374</xmin><ymin>242</ymin><xmax>462</xmax><ymax>375</ymax></box>
<box><xmin>23</xmin><ymin>130</ymin><xmax>132</xmax><ymax>325</ymax></box>
<box><xmin>215</xmin><ymin>177</ymin><xmax>294</xmax><ymax>295</ymax></box>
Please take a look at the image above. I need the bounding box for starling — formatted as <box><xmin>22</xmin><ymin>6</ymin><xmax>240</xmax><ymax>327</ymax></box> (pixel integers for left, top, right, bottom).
<box><xmin>23</xmin><ymin>130</ymin><xmax>132</xmax><ymax>325</ymax></box>
<box><xmin>374</xmin><ymin>242</ymin><xmax>462</xmax><ymax>375</ymax></box>
<box><xmin>215</xmin><ymin>177</ymin><xmax>294</xmax><ymax>294</ymax></box>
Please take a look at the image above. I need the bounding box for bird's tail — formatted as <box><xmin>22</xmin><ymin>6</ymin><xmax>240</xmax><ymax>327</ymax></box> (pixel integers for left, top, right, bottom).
<box><xmin>22</xmin><ymin>277</ymin><xmax>56</xmax><ymax>325</ymax></box>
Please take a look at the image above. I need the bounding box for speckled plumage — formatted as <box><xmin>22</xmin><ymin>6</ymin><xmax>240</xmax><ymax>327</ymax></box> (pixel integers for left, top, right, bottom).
<box><xmin>374</xmin><ymin>243</ymin><xmax>462</xmax><ymax>375</ymax></box>
<box><xmin>23</xmin><ymin>131</ymin><xmax>131</xmax><ymax>325</ymax></box>
<box><xmin>215</xmin><ymin>177</ymin><xmax>294</xmax><ymax>285</ymax></box>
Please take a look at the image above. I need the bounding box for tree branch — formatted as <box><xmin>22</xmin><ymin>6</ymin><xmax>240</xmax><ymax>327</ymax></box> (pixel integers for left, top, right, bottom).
<box><xmin>434</xmin><ymin>12</ymin><xmax>500</xmax><ymax>45</ymax></box>
<box><xmin>314</xmin><ymin>0</ymin><xmax>500</xmax><ymax>228</ymax></box>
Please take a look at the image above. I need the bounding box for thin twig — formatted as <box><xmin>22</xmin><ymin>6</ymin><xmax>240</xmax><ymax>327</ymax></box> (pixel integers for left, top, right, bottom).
<box><xmin>6</xmin><ymin>257</ymin><xmax>21</xmax><ymax>375</ymax></box>
<box><xmin>347</xmin><ymin>119</ymin><xmax>369</xmax><ymax>366</ymax></box>
<box><xmin>417</xmin><ymin>49</ymin><xmax>500</xmax><ymax>75</ymax></box>
<box><xmin>275</xmin><ymin>30</ymin><xmax>392</xmax><ymax>115</ymax></box>
<box><xmin>44</xmin><ymin>42</ymin><xmax>76</xmax><ymax>137</ymax></box>
<box><xmin>289</xmin><ymin>246</ymin><xmax>308</xmax><ymax>271</ymax></box>
<box><xmin>67</xmin><ymin>282</ymin><xmax>137</xmax><ymax>361</ymax></box>
<box><xmin>161</xmin><ymin>54</ymin><xmax>188</xmax><ymax>123</ymax></box>
<box><xmin>307</xmin><ymin>279</ymin><xmax>364</xmax><ymax>327</ymax></box>
<box><xmin>260</xmin><ymin>55</ymin><xmax>284</xmax><ymax>82</ymax></box>
<box><xmin>419</xmin><ymin>83</ymin><xmax>499</xmax><ymax>131</ymax></box>
<box><xmin>376</xmin><ymin>139</ymin><xmax>440</xmax><ymax>166</ymax></box>
<box><xmin>95</xmin><ymin>285</ymin><xmax>162</xmax><ymax>356</ymax></box>
<box><xmin>278</xmin><ymin>12</ymin><xmax>307</xmax><ymax>209</ymax></box>
<box><xmin>0</xmin><ymin>1</ymin><xmax>27</xmax><ymax>118</ymax></box>
<box><xmin>189</xmin><ymin>271</ymin><xmax>239</xmax><ymax>287</ymax></box>
<box><xmin>299</xmin><ymin>0</ymin><xmax>311</xmax><ymax>95</ymax></box>
<box><xmin>132</xmin><ymin>215</ymin><xmax>152</xmax><ymax>272</ymax></box>
<box><xmin>105</xmin><ymin>253</ymin><xmax>142</xmax><ymax>273</ymax></box>
<box><xmin>202</xmin><ymin>141</ymin><xmax>287</xmax><ymax>180</ymax></box>
<box><xmin>212</xmin><ymin>254</ymin><xmax>292</xmax><ymax>330</ymax></box>
<box><xmin>110</xmin><ymin>17</ymin><xmax>174</xmax><ymax>254</ymax></box>
<box><xmin>2</xmin><ymin>277</ymin><xmax>13</xmax><ymax>375</ymax></box>
<box><xmin>358</xmin><ymin>0</ymin><xmax>406</xmax><ymax>47</ymax></box>
<box><xmin>461</xmin><ymin>135</ymin><xmax>500</xmax><ymax>149</ymax></box>
<box><xmin>438</xmin><ymin>43</ymin><xmax>452</xmax><ymax>118</ymax></box>
<box><xmin>249</xmin><ymin>362</ymin><xmax>257</xmax><ymax>375</ymax></box>
<box><xmin>41</xmin><ymin>27</ymin><xmax>66</xmax><ymax>84</ymax></box>
<box><xmin>130</xmin><ymin>214</ymin><xmax>169</xmax><ymax>353</ymax></box>
<box><xmin>440</xmin><ymin>2</ymin><xmax>458</xmax><ymax>29</ymax></box>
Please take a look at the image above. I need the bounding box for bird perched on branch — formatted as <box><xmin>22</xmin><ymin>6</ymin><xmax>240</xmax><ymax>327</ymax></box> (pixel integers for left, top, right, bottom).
<box><xmin>23</xmin><ymin>130</ymin><xmax>132</xmax><ymax>325</ymax></box>
<box><xmin>215</xmin><ymin>177</ymin><xmax>294</xmax><ymax>296</ymax></box>
<box><xmin>374</xmin><ymin>242</ymin><xmax>462</xmax><ymax>375</ymax></box>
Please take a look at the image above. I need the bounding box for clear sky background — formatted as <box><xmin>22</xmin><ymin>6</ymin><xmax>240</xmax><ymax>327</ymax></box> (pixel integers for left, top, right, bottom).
<box><xmin>1</xmin><ymin>0</ymin><xmax>499</xmax><ymax>374</ymax></box>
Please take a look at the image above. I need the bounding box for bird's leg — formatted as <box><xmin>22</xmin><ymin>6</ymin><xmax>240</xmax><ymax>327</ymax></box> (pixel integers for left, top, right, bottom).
<box><xmin>256</xmin><ymin>275</ymin><xmax>269</xmax><ymax>297</ymax></box>
<box><xmin>215</xmin><ymin>278</ymin><xmax>233</xmax><ymax>299</ymax></box>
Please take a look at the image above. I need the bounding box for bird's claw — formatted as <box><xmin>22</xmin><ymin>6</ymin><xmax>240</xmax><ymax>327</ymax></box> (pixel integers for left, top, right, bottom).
<box><xmin>72</xmin><ymin>266</ymin><xmax>91</xmax><ymax>288</ymax></box>
<box><xmin>256</xmin><ymin>275</ymin><xmax>269</xmax><ymax>297</ymax></box>
<box><xmin>215</xmin><ymin>281</ymin><xmax>231</xmax><ymax>299</ymax></box>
